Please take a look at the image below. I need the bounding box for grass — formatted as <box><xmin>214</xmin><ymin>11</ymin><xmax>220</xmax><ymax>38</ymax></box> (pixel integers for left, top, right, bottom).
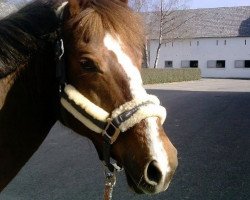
<box><xmin>141</xmin><ymin>68</ymin><xmax>201</xmax><ymax>84</ymax></box>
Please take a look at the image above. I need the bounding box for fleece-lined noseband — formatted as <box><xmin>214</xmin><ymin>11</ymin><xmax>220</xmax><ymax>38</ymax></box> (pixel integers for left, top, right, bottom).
<box><xmin>60</xmin><ymin>84</ymin><xmax>166</xmax><ymax>171</ymax></box>
<box><xmin>61</xmin><ymin>85</ymin><xmax>166</xmax><ymax>134</ymax></box>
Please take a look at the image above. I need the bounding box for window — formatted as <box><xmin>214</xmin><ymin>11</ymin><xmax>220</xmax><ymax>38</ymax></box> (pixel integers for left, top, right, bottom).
<box><xmin>190</xmin><ymin>60</ymin><xmax>199</xmax><ymax>68</ymax></box>
<box><xmin>235</xmin><ymin>60</ymin><xmax>250</xmax><ymax>68</ymax></box>
<box><xmin>217</xmin><ymin>60</ymin><xmax>225</xmax><ymax>68</ymax></box>
<box><xmin>246</xmin><ymin>61</ymin><xmax>250</xmax><ymax>68</ymax></box>
<box><xmin>216</xmin><ymin>40</ymin><xmax>219</xmax><ymax>46</ymax></box>
<box><xmin>207</xmin><ymin>60</ymin><xmax>226</xmax><ymax>68</ymax></box>
<box><xmin>165</xmin><ymin>61</ymin><xmax>173</xmax><ymax>68</ymax></box>
<box><xmin>224</xmin><ymin>40</ymin><xmax>227</xmax><ymax>45</ymax></box>
<box><xmin>197</xmin><ymin>41</ymin><xmax>199</xmax><ymax>46</ymax></box>
<box><xmin>245</xmin><ymin>40</ymin><xmax>247</xmax><ymax>45</ymax></box>
<box><xmin>181</xmin><ymin>60</ymin><xmax>198</xmax><ymax>68</ymax></box>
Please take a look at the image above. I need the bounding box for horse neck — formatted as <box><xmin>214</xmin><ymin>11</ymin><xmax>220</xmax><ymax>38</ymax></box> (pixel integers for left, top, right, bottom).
<box><xmin>0</xmin><ymin>1</ymin><xmax>64</xmax><ymax>190</ymax></box>
<box><xmin>0</xmin><ymin>53</ymin><xmax>60</xmax><ymax>192</ymax></box>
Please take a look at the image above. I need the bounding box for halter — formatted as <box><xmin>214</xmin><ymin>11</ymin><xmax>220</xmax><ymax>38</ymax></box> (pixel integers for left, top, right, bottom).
<box><xmin>54</xmin><ymin>4</ymin><xmax>167</xmax><ymax>199</ymax></box>
<box><xmin>61</xmin><ymin>83</ymin><xmax>166</xmax><ymax>169</ymax></box>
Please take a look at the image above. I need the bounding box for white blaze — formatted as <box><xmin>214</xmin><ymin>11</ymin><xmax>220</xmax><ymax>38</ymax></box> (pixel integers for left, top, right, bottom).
<box><xmin>145</xmin><ymin>117</ymin><xmax>171</xmax><ymax>181</ymax></box>
<box><xmin>103</xmin><ymin>33</ymin><xmax>170</xmax><ymax>179</ymax></box>
<box><xmin>103</xmin><ymin>33</ymin><xmax>147</xmax><ymax>99</ymax></box>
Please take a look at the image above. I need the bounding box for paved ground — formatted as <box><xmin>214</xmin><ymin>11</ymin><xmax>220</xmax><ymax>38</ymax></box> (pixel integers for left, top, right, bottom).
<box><xmin>1</xmin><ymin>79</ymin><xmax>250</xmax><ymax>200</ymax></box>
<box><xmin>144</xmin><ymin>78</ymin><xmax>250</xmax><ymax>92</ymax></box>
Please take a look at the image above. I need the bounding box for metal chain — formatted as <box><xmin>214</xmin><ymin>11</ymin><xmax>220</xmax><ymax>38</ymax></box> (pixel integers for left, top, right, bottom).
<box><xmin>103</xmin><ymin>172</ymin><xmax>116</xmax><ymax>200</ymax></box>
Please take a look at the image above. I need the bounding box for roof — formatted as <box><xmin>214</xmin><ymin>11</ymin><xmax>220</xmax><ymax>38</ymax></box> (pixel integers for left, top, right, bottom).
<box><xmin>144</xmin><ymin>6</ymin><xmax>250</xmax><ymax>40</ymax></box>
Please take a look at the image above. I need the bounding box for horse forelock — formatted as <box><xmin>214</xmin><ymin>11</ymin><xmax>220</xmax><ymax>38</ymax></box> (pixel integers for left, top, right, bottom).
<box><xmin>65</xmin><ymin>0</ymin><xmax>145</xmax><ymax>59</ymax></box>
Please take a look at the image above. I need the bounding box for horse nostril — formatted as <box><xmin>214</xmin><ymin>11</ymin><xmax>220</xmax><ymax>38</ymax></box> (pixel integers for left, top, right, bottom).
<box><xmin>145</xmin><ymin>160</ymin><xmax>163</xmax><ymax>185</ymax></box>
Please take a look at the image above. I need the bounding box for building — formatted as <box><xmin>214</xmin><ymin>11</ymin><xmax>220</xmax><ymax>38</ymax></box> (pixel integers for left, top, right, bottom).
<box><xmin>147</xmin><ymin>6</ymin><xmax>250</xmax><ymax>78</ymax></box>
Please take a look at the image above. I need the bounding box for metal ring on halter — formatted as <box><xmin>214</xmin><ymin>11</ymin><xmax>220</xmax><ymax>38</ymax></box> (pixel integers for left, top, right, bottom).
<box><xmin>102</xmin><ymin>118</ymin><xmax>121</xmax><ymax>145</ymax></box>
<box><xmin>58</xmin><ymin>39</ymin><xmax>64</xmax><ymax>60</ymax></box>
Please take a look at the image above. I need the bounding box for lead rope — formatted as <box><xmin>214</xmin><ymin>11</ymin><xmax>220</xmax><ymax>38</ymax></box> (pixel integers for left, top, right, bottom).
<box><xmin>104</xmin><ymin>171</ymin><xmax>116</xmax><ymax>200</ymax></box>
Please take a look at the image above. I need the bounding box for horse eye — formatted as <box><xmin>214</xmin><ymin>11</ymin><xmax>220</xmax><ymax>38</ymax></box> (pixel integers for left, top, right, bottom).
<box><xmin>80</xmin><ymin>59</ymin><xmax>98</xmax><ymax>72</ymax></box>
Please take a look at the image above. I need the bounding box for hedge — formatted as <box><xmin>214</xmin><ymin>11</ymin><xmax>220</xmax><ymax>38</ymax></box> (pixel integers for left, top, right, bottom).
<box><xmin>141</xmin><ymin>68</ymin><xmax>201</xmax><ymax>84</ymax></box>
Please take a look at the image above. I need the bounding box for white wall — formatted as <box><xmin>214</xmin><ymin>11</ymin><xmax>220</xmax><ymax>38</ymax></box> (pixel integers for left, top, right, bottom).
<box><xmin>149</xmin><ymin>37</ymin><xmax>250</xmax><ymax>78</ymax></box>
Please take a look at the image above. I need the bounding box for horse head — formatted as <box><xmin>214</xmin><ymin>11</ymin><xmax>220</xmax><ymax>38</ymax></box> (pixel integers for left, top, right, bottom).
<box><xmin>59</xmin><ymin>0</ymin><xmax>178</xmax><ymax>194</ymax></box>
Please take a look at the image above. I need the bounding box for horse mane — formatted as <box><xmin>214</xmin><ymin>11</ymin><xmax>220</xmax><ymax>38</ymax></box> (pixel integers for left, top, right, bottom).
<box><xmin>0</xmin><ymin>0</ymin><xmax>145</xmax><ymax>78</ymax></box>
<box><xmin>0</xmin><ymin>0</ymin><xmax>64</xmax><ymax>78</ymax></box>
<box><xmin>65</xmin><ymin>0</ymin><xmax>145</xmax><ymax>57</ymax></box>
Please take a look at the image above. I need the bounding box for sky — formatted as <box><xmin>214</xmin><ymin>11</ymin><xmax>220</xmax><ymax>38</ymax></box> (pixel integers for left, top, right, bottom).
<box><xmin>189</xmin><ymin>0</ymin><xmax>250</xmax><ymax>9</ymax></box>
<box><xmin>2</xmin><ymin>0</ymin><xmax>250</xmax><ymax>11</ymax></box>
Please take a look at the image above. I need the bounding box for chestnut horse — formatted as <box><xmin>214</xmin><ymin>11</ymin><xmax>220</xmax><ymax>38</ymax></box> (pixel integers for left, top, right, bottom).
<box><xmin>0</xmin><ymin>0</ymin><xmax>177</xmax><ymax>195</ymax></box>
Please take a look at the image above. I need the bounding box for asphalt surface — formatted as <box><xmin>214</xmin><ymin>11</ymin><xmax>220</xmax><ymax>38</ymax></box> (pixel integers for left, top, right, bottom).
<box><xmin>1</xmin><ymin>80</ymin><xmax>250</xmax><ymax>200</ymax></box>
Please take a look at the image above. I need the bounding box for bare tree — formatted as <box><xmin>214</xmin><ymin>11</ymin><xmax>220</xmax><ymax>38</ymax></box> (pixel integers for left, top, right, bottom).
<box><xmin>129</xmin><ymin>0</ymin><xmax>151</xmax><ymax>68</ymax></box>
<box><xmin>129</xmin><ymin>0</ymin><xmax>155</xmax><ymax>12</ymax></box>
<box><xmin>153</xmin><ymin>0</ymin><xmax>164</xmax><ymax>68</ymax></box>
<box><xmin>150</xmin><ymin>0</ymin><xmax>193</xmax><ymax>68</ymax></box>
<box><xmin>129</xmin><ymin>0</ymin><xmax>143</xmax><ymax>12</ymax></box>
<box><xmin>130</xmin><ymin>0</ymin><xmax>193</xmax><ymax>68</ymax></box>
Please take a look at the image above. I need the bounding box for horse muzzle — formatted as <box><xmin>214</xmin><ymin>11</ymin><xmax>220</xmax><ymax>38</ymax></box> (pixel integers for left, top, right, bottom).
<box><xmin>125</xmin><ymin>155</ymin><xmax>178</xmax><ymax>194</ymax></box>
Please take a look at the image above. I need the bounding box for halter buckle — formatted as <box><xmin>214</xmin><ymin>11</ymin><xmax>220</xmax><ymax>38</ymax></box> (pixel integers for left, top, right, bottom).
<box><xmin>102</xmin><ymin>118</ymin><xmax>120</xmax><ymax>145</ymax></box>
<box><xmin>104</xmin><ymin>171</ymin><xmax>116</xmax><ymax>187</ymax></box>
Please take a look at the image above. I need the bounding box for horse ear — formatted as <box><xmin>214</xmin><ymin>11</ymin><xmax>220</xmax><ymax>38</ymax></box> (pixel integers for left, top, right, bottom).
<box><xmin>68</xmin><ymin>0</ymin><xmax>88</xmax><ymax>16</ymax></box>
